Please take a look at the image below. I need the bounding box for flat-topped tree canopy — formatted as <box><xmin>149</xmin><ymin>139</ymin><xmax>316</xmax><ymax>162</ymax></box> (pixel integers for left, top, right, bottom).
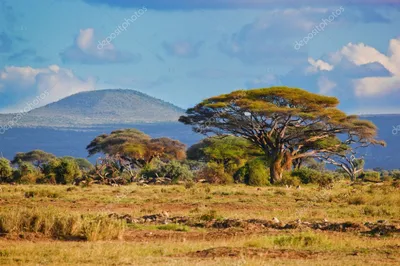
<box><xmin>11</xmin><ymin>150</ymin><xmax>56</xmax><ymax>170</ymax></box>
<box><xmin>179</xmin><ymin>87</ymin><xmax>384</xmax><ymax>183</ymax></box>
<box><xmin>86</xmin><ymin>128</ymin><xmax>186</xmax><ymax>168</ymax></box>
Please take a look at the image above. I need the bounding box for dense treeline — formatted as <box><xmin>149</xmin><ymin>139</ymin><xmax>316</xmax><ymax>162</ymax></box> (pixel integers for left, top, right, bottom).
<box><xmin>0</xmin><ymin>87</ymin><xmax>395</xmax><ymax>187</ymax></box>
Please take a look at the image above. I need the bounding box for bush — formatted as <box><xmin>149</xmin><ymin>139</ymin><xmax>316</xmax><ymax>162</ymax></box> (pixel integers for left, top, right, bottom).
<box><xmin>291</xmin><ymin>167</ymin><xmax>334</xmax><ymax>187</ymax></box>
<box><xmin>277</xmin><ymin>172</ymin><xmax>301</xmax><ymax>187</ymax></box>
<box><xmin>159</xmin><ymin>160</ymin><xmax>193</xmax><ymax>182</ymax></box>
<box><xmin>139</xmin><ymin>164</ymin><xmax>159</xmax><ymax>179</ymax></box>
<box><xmin>233</xmin><ymin>164</ymin><xmax>248</xmax><ymax>184</ymax></box>
<box><xmin>0</xmin><ymin>158</ymin><xmax>12</xmax><ymax>183</ymax></box>
<box><xmin>359</xmin><ymin>171</ymin><xmax>381</xmax><ymax>183</ymax></box>
<box><xmin>348</xmin><ymin>195</ymin><xmax>367</xmax><ymax>205</ymax></box>
<box><xmin>390</xmin><ymin>170</ymin><xmax>400</xmax><ymax>180</ymax></box>
<box><xmin>197</xmin><ymin>163</ymin><xmax>233</xmax><ymax>184</ymax></box>
<box><xmin>13</xmin><ymin>162</ymin><xmax>41</xmax><ymax>184</ymax></box>
<box><xmin>291</xmin><ymin>168</ymin><xmax>321</xmax><ymax>184</ymax></box>
<box><xmin>245</xmin><ymin>159</ymin><xmax>270</xmax><ymax>186</ymax></box>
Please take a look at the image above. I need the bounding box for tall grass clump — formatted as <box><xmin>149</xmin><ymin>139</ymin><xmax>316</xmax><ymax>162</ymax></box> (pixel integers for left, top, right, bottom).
<box><xmin>0</xmin><ymin>208</ymin><xmax>125</xmax><ymax>241</ymax></box>
<box><xmin>273</xmin><ymin>232</ymin><xmax>331</xmax><ymax>249</ymax></box>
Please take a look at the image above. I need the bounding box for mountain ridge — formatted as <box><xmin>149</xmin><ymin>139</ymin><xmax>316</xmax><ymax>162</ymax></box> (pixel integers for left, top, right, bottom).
<box><xmin>0</xmin><ymin>89</ymin><xmax>185</xmax><ymax>128</ymax></box>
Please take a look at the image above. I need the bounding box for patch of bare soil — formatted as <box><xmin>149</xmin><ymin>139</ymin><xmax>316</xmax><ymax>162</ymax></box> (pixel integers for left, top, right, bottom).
<box><xmin>113</xmin><ymin>212</ymin><xmax>400</xmax><ymax>236</ymax></box>
<box><xmin>124</xmin><ymin>228</ymin><xmax>281</xmax><ymax>242</ymax></box>
<box><xmin>182</xmin><ymin>247</ymin><xmax>320</xmax><ymax>259</ymax></box>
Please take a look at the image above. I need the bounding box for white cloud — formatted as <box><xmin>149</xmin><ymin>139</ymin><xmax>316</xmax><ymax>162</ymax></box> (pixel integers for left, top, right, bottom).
<box><xmin>60</xmin><ymin>28</ymin><xmax>141</xmax><ymax>64</ymax></box>
<box><xmin>280</xmin><ymin>37</ymin><xmax>400</xmax><ymax>113</ymax></box>
<box><xmin>0</xmin><ymin>65</ymin><xmax>96</xmax><ymax>113</ymax></box>
<box><xmin>324</xmin><ymin>38</ymin><xmax>400</xmax><ymax>97</ymax></box>
<box><xmin>306</xmin><ymin>58</ymin><xmax>333</xmax><ymax>73</ymax></box>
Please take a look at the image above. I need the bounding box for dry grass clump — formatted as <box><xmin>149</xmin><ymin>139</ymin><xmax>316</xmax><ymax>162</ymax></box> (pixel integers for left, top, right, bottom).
<box><xmin>0</xmin><ymin>208</ymin><xmax>125</xmax><ymax>241</ymax></box>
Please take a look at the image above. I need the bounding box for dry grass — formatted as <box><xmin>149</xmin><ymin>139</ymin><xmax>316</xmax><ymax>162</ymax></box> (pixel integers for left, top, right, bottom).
<box><xmin>0</xmin><ymin>181</ymin><xmax>399</xmax><ymax>265</ymax></box>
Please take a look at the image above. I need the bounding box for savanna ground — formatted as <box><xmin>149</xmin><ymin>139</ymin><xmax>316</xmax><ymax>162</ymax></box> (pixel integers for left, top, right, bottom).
<box><xmin>0</xmin><ymin>181</ymin><xmax>399</xmax><ymax>265</ymax></box>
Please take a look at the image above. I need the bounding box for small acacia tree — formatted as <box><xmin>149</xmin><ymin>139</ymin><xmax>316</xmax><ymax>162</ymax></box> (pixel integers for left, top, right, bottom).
<box><xmin>11</xmin><ymin>150</ymin><xmax>56</xmax><ymax>171</ymax></box>
<box><xmin>179</xmin><ymin>87</ymin><xmax>384</xmax><ymax>184</ymax></box>
<box><xmin>86</xmin><ymin>129</ymin><xmax>186</xmax><ymax>180</ymax></box>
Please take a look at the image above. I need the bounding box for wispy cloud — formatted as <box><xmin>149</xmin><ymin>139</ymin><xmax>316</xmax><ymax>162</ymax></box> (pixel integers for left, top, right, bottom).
<box><xmin>60</xmin><ymin>28</ymin><xmax>141</xmax><ymax>64</ymax></box>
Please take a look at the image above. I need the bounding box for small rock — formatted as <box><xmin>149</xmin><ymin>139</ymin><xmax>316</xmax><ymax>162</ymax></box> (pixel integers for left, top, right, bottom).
<box><xmin>272</xmin><ymin>217</ymin><xmax>280</xmax><ymax>224</ymax></box>
<box><xmin>296</xmin><ymin>185</ymin><xmax>301</xmax><ymax>190</ymax></box>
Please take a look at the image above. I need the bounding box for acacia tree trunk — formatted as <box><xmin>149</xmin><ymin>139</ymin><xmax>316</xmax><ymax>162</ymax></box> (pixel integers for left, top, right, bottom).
<box><xmin>270</xmin><ymin>152</ymin><xmax>284</xmax><ymax>184</ymax></box>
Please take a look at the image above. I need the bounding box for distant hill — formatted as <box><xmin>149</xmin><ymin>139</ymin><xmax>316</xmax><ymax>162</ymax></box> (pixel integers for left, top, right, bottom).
<box><xmin>358</xmin><ymin>114</ymin><xmax>400</xmax><ymax>169</ymax></box>
<box><xmin>0</xmin><ymin>89</ymin><xmax>185</xmax><ymax>127</ymax></box>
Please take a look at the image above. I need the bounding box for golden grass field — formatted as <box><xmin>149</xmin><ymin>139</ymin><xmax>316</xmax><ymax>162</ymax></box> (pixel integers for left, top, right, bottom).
<box><xmin>0</xmin><ymin>181</ymin><xmax>399</xmax><ymax>265</ymax></box>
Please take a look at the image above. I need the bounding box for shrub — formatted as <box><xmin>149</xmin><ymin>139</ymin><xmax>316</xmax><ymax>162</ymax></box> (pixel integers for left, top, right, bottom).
<box><xmin>359</xmin><ymin>171</ymin><xmax>381</xmax><ymax>183</ymax></box>
<box><xmin>348</xmin><ymin>195</ymin><xmax>367</xmax><ymax>205</ymax></box>
<box><xmin>43</xmin><ymin>158</ymin><xmax>82</xmax><ymax>184</ymax></box>
<box><xmin>390</xmin><ymin>170</ymin><xmax>400</xmax><ymax>180</ymax></box>
<box><xmin>245</xmin><ymin>159</ymin><xmax>270</xmax><ymax>186</ymax></box>
<box><xmin>0</xmin><ymin>158</ymin><xmax>12</xmax><ymax>183</ymax></box>
<box><xmin>291</xmin><ymin>168</ymin><xmax>321</xmax><ymax>184</ymax></box>
<box><xmin>277</xmin><ymin>172</ymin><xmax>301</xmax><ymax>187</ymax></box>
<box><xmin>159</xmin><ymin>160</ymin><xmax>193</xmax><ymax>182</ymax></box>
<box><xmin>13</xmin><ymin>162</ymin><xmax>41</xmax><ymax>184</ymax></box>
<box><xmin>199</xmin><ymin>209</ymin><xmax>222</xmax><ymax>221</ymax></box>
<box><xmin>139</xmin><ymin>164</ymin><xmax>159</xmax><ymax>179</ymax></box>
<box><xmin>233</xmin><ymin>164</ymin><xmax>248</xmax><ymax>184</ymax></box>
<box><xmin>197</xmin><ymin>163</ymin><xmax>233</xmax><ymax>184</ymax></box>
<box><xmin>291</xmin><ymin>167</ymin><xmax>334</xmax><ymax>187</ymax></box>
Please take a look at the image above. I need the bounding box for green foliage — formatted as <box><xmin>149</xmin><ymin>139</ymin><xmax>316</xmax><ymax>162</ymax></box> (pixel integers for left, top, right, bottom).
<box><xmin>359</xmin><ymin>171</ymin><xmax>381</xmax><ymax>183</ymax></box>
<box><xmin>0</xmin><ymin>158</ymin><xmax>12</xmax><ymax>183</ymax></box>
<box><xmin>197</xmin><ymin>162</ymin><xmax>233</xmax><ymax>184</ymax></box>
<box><xmin>87</xmin><ymin>129</ymin><xmax>186</xmax><ymax>168</ymax></box>
<box><xmin>233</xmin><ymin>164</ymin><xmax>248</xmax><ymax>184</ymax></box>
<box><xmin>63</xmin><ymin>157</ymin><xmax>94</xmax><ymax>172</ymax></box>
<box><xmin>390</xmin><ymin>170</ymin><xmax>400</xmax><ymax>180</ymax></box>
<box><xmin>159</xmin><ymin>161</ymin><xmax>193</xmax><ymax>182</ymax></box>
<box><xmin>245</xmin><ymin>159</ymin><xmax>270</xmax><ymax>186</ymax></box>
<box><xmin>11</xmin><ymin>150</ymin><xmax>56</xmax><ymax>169</ymax></box>
<box><xmin>187</xmin><ymin>136</ymin><xmax>261</xmax><ymax>175</ymax></box>
<box><xmin>43</xmin><ymin>158</ymin><xmax>82</xmax><ymax>184</ymax></box>
<box><xmin>180</xmin><ymin>87</ymin><xmax>384</xmax><ymax>184</ymax></box>
<box><xmin>13</xmin><ymin>162</ymin><xmax>42</xmax><ymax>184</ymax></box>
<box><xmin>276</xmin><ymin>173</ymin><xmax>301</xmax><ymax>187</ymax></box>
<box><xmin>291</xmin><ymin>168</ymin><xmax>331</xmax><ymax>185</ymax></box>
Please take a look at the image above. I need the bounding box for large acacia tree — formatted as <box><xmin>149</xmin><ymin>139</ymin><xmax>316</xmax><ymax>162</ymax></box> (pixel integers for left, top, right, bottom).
<box><xmin>179</xmin><ymin>87</ymin><xmax>384</xmax><ymax>183</ymax></box>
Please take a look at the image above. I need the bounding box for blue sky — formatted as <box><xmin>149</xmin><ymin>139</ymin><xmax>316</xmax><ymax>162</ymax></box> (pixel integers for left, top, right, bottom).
<box><xmin>0</xmin><ymin>0</ymin><xmax>399</xmax><ymax>114</ymax></box>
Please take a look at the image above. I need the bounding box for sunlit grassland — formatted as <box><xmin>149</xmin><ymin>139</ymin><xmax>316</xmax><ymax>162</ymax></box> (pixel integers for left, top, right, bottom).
<box><xmin>0</xmin><ymin>181</ymin><xmax>399</xmax><ymax>265</ymax></box>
